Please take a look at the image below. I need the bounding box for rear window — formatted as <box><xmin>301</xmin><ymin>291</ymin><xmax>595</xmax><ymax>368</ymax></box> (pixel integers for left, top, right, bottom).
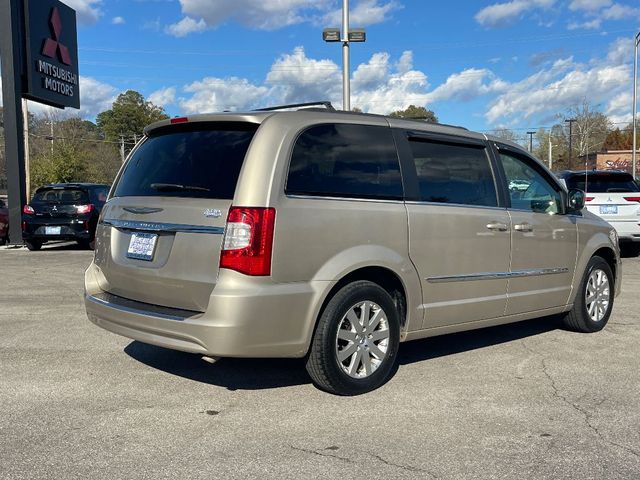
<box><xmin>32</xmin><ymin>188</ymin><xmax>89</xmax><ymax>204</ymax></box>
<box><xmin>113</xmin><ymin>122</ymin><xmax>258</xmax><ymax>199</ymax></box>
<box><xmin>89</xmin><ymin>186</ymin><xmax>109</xmax><ymax>205</ymax></box>
<box><xmin>566</xmin><ymin>173</ymin><xmax>639</xmax><ymax>193</ymax></box>
<box><xmin>286</xmin><ymin>123</ymin><xmax>403</xmax><ymax>200</ymax></box>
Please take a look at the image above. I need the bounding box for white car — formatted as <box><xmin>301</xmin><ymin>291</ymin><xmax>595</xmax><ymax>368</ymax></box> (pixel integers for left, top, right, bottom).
<box><xmin>559</xmin><ymin>170</ymin><xmax>640</xmax><ymax>254</ymax></box>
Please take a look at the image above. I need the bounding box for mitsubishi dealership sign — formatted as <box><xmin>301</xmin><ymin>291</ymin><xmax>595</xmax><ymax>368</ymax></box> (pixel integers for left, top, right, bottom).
<box><xmin>23</xmin><ymin>0</ymin><xmax>80</xmax><ymax>109</ymax></box>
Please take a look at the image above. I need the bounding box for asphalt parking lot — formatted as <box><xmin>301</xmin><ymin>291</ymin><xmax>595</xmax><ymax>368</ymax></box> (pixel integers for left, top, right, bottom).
<box><xmin>1</xmin><ymin>244</ymin><xmax>639</xmax><ymax>479</ymax></box>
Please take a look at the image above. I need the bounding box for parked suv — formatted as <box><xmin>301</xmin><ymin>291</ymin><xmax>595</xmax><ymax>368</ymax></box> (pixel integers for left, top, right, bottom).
<box><xmin>85</xmin><ymin>106</ymin><xmax>621</xmax><ymax>395</ymax></box>
<box><xmin>23</xmin><ymin>183</ymin><xmax>110</xmax><ymax>250</ymax></box>
<box><xmin>557</xmin><ymin>170</ymin><xmax>640</xmax><ymax>255</ymax></box>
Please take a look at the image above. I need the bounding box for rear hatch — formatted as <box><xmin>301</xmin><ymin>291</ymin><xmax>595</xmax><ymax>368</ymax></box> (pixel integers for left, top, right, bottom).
<box><xmin>95</xmin><ymin>121</ymin><xmax>258</xmax><ymax>312</ymax></box>
<box><xmin>566</xmin><ymin>172</ymin><xmax>640</xmax><ymax>223</ymax></box>
<box><xmin>30</xmin><ymin>186</ymin><xmax>90</xmax><ymax>219</ymax></box>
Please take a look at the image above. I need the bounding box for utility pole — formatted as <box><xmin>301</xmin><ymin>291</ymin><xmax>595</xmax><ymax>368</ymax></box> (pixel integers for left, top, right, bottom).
<box><xmin>565</xmin><ymin>118</ymin><xmax>577</xmax><ymax>170</ymax></box>
<box><xmin>120</xmin><ymin>135</ymin><xmax>125</xmax><ymax>163</ymax></box>
<box><xmin>633</xmin><ymin>31</ymin><xmax>639</xmax><ymax>179</ymax></box>
<box><xmin>548</xmin><ymin>134</ymin><xmax>553</xmax><ymax>170</ymax></box>
<box><xmin>527</xmin><ymin>131</ymin><xmax>535</xmax><ymax>153</ymax></box>
<box><xmin>49</xmin><ymin>121</ymin><xmax>54</xmax><ymax>154</ymax></box>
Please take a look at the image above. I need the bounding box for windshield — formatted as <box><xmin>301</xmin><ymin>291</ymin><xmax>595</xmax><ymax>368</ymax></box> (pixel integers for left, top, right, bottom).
<box><xmin>566</xmin><ymin>173</ymin><xmax>639</xmax><ymax>193</ymax></box>
<box><xmin>113</xmin><ymin>122</ymin><xmax>258</xmax><ymax>200</ymax></box>
<box><xmin>32</xmin><ymin>188</ymin><xmax>89</xmax><ymax>204</ymax></box>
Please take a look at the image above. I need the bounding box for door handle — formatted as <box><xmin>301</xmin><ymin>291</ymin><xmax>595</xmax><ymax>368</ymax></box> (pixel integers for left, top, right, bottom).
<box><xmin>514</xmin><ymin>223</ymin><xmax>533</xmax><ymax>232</ymax></box>
<box><xmin>486</xmin><ymin>222</ymin><xmax>508</xmax><ymax>232</ymax></box>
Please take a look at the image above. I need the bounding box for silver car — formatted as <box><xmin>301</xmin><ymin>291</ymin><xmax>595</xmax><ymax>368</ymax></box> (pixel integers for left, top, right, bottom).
<box><xmin>85</xmin><ymin>105</ymin><xmax>621</xmax><ymax>395</ymax></box>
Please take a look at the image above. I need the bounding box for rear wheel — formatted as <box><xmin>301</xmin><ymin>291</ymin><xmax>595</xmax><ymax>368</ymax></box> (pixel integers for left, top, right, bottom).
<box><xmin>306</xmin><ymin>280</ymin><xmax>400</xmax><ymax>395</ymax></box>
<box><xmin>25</xmin><ymin>240</ymin><xmax>42</xmax><ymax>251</ymax></box>
<box><xmin>562</xmin><ymin>256</ymin><xmax>614</xmax><ymax>333</ymax></box>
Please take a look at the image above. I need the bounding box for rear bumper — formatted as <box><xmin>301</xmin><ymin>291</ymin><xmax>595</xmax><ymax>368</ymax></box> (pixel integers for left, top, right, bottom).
<box><xmin>84</xmin><ymin>262</ymin><xmax>331</xmax><ymax>358</ymax></box>
<box><xmin>609</xmin><ymin>220</ymin><xmax>640</xmax><ymax>242</ymax></box>
<box><xmin>23</xmin><ymin>218</ymin><xmax>93</xmax><ymax>242</ymax></box>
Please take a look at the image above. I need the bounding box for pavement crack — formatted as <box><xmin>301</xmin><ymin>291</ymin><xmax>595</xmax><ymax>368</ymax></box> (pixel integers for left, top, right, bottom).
<box><xmin>369</xmin><ymin>453</ymin><xmax>439</xmax><ymax>478</ymax></box>
<box><xmin>290</xmin><ymin>446</ymin><xmax>356</xmax><ymax>465</ymax></box>
<box><xmin>538</xmin><ymin>356</ymin><xmax>640</xmax><ymax>461</ymax></box>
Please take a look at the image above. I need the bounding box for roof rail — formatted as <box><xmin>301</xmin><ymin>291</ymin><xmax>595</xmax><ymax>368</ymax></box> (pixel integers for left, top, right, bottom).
<box><xmin>254</xmin><ymin>101</ymin><xmax>336</xmax><ymax>112</ymax></box>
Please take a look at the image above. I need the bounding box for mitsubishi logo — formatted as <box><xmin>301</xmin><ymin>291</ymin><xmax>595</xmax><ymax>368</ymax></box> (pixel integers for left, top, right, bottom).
<box><xmin>42</xmin><ymin>7</ymin><xmax>72</xmax><ymax>65</ymax></box>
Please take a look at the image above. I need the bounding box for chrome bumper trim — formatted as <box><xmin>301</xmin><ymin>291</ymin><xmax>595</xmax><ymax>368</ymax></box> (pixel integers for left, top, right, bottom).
<box><xmin>427</xmin><ymin>267</ymin><xmax>569</xmax><ymax>284</ymax></box>
<box><xmin>101</xmin><ymin>218</ymin><xmax>224</xmax><ymax>235</ymax></box>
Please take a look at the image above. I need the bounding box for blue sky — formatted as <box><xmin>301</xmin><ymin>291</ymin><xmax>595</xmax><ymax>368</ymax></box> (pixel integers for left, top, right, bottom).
<box><xmin>17</xmin><ymin>0</ymin><xmax>640</xmax><ymax>132</ymax></box>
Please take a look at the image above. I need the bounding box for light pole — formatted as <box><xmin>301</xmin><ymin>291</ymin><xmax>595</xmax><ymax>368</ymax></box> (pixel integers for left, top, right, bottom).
<box><xmin>548</xmin><ymin>133</ymin><xmax>558</xmax><ymax>171</ymax></box>
<box><xmin>323</xmin><ymin>0</ymin><xmax>366</xmax><ymax>111</ymax></box>
<box><xmin>633</xmin><ymin>31</ymin><xmax>639</xmax><ymax>179</ymax></box>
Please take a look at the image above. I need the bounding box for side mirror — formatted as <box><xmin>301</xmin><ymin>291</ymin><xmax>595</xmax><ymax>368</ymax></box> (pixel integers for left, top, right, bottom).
<box><xmin>568</xmin><ymin>189</ymin><xmax>585</xmax><ymax>212</ymax></box>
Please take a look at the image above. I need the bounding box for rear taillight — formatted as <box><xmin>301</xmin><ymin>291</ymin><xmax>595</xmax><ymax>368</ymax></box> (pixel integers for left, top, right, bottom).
<box><xmin>22</xmin><ymin>205</ymin><xmax>34</xmax><ymax>215</ymax></box>
<box><xmin>76</xmin><ymin>204</ymin><xmax>94</xmax><ymax>214</ymax></box>
<box><xmin>220</xmin><ymin>207</ymin><xmax>276</xmax><ymax>276</ymax></box>
<box><xmin>623</xmin><ymin>197</ymin><xmax>640</xmax><ymax>203</ymax></box>
<box><xmin>585</xmin><ymin>197</ymin><xmax>595</xmax><ymax>202</ymax></box>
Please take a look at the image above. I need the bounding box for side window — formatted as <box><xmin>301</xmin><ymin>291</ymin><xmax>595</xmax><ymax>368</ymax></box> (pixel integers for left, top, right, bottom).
<box><xmin>286</xmin><ymin>124</ymin><xmax>403</xmax><ymax>200</ymax></box>
<box><xmin>408</xmin><ymin>139</ymin><xmax>498</xmax><ymax>207</ymax></box>
<box><xmin>91</xmin><ymin>187</ymin><xmax>109</xmax><ymax>205</ymax></box>
<box><xmin>499</xmin><ymin>152</ymin><xmax>562</xmax><ymax>214</ymax></box>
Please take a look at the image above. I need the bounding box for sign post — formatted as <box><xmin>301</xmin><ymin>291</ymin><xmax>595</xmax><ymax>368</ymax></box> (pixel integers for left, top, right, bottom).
<box><xmin>0</xmin><ymin>0</ymin><xmax>79</xmax><ymax>245</ymax></box>
<box><xmin>0</xmin><ymin>0</ymin><xmax>28</xmax><ymax>245</ymax></box>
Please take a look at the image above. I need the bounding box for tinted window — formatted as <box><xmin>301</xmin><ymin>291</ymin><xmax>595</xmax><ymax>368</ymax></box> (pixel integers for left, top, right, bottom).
<box><xmin>113</xmin><ymin>123</ymin><xmax>257</xmax><ymax>199</ymax></box>
<box><xmin>565</xmin><ymin>173</ymin><xmax>639</xmax><ymax>193</ymax></box>
<box><xmin>32</xmin><ymin>188</ymin><xmax>89</xmax><ymax>204</ymax></box>
<box><xmin>286</xmin><ymin>124</ymin><xmax>403</xmax><ymax>200</ymax></box>
<box><xmin>90</xmin><ymin>186</ymin><xmax>109</xmax><ymax>205</ymax></box>
<box><xmin>500</xmin><ymin>153</ymin><xmax>562</xmax><ymax>214</ymax></box>
<box><xmin>408</xmin><ymin>139</ymin><xmax>497</xmax><ymax>207</ymax></box>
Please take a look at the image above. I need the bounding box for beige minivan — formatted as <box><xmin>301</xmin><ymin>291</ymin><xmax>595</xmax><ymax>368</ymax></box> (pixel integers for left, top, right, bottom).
<box><xmin>85</xmin><ymin>104</ymin><xmax>621</xmax><ymax>395</ymax></box>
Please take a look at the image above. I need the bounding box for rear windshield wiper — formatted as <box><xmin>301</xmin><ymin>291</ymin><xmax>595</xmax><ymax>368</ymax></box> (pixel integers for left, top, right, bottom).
<box><xmin>150</xmin><ymin>183</ymin><xmax>210</xmax><ymax>192</ymax></box>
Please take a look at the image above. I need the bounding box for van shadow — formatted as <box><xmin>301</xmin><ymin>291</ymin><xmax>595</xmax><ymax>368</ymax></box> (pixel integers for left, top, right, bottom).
<box><xmin>124</xmin><ymin>315</ymin><xmax>563</xmax><ymax>391</ymax></box>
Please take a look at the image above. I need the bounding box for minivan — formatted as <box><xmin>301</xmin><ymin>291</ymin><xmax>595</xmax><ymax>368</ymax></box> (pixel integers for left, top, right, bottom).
<box><xmin>85</xmin><ymin>104</ymin><xmax>621</xmax><ymax>395</ymax></box>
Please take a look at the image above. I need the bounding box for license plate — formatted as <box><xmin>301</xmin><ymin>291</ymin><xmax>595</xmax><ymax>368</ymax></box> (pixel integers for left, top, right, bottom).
<box><xmin>126</xmin><ymin>233</ymin><xmax>158</xmax><ymax>261</ymax></box>
<box><xmin>45</xmin><ymin>226</ymin><xmax>61</xmax><ymax>235</ymax></box>
<box><xmin>600</xmin><ymin>205</ymin><xmax>618</xmax><ymax>215</ymax></box>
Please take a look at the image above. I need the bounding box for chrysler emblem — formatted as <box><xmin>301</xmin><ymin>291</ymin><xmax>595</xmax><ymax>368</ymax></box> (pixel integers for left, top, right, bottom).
<box><xmin>204</xmin><ymin>208</ymin><xmax>222</xmax><ymax>218</ymax></box>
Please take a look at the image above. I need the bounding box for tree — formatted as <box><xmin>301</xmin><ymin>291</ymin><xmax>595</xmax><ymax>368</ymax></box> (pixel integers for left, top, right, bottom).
<box><xmin>389</xmin><ymin>105</ymin><xmax>438</xmax><ymax>122</ymax></box>
<box><xmin>565</xmin><ymin>100</ymin><xmax>611</xmax><ymax>159</ymax></box>
<box><xmin>96</xmin><ymin>90</ymin><xmax>168</xmax><ymax>148</ymax></box>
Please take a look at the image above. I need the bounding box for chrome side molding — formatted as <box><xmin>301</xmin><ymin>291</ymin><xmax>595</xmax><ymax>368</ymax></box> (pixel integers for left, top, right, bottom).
<box><xmin>101</xmin><ymin>218</ymin><xmax>225</xmax><ymax>235</ymax></box>
<box><xmin>427</xmin><ymin>267</ymin><xmax>569</xmax><ymax>283</ymax></box>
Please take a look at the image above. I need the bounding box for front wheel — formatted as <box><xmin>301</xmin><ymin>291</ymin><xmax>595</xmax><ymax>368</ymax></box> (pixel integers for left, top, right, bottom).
<box><xmin>306</xmin><ymin>280</ymin><xmax>400</xmax><ymax>395</ymax></box>
<box><xmin>562</xmin><ymin>256</ymin><xmax>614</xmax><ymax>333</ymax></box>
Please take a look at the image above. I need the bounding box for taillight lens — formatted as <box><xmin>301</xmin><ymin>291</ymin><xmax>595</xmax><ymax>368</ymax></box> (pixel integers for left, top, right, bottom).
<box><xmin>76</xmin><ymin>204</ymin><xmax>94</xmax><ymax>214</ymax></box>
<box><xmin>623</xmin><ymin>197</ymin><xmax>640</xmax><ymax>203</ymax></box>
<box><xmin>22</xmin><ymin>205</ymin><xmax>34</xmax><ymax>215</ymax></box>
<box><xmin>220</xmin><ymin>207</ymin><xmax>276</xmax><ymax>276</ymax></box>
<box><xmin>585</xmin><ymin>197</ymin><xmax>595</xmax><ymax>202</ymax></box>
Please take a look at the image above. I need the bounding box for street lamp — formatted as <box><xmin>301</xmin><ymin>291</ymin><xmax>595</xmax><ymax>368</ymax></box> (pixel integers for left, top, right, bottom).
<box><xmin>632</xmin><ymin>31</ymin><xmax>640</xmax><ymax>179</ymax></box>
<box><xmin>526</xmin><ymin>131</ymin><xmax>536</xmax><ymax>153</ymax></box>
<box><xmin>322</xmin><ymin>0</ymin><xmax>366</xmax><ymax>111</ymax></box>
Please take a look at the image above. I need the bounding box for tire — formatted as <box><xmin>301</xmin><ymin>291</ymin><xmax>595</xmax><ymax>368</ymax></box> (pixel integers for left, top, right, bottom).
<box><xmin>25</xmin><ymin>240</ymin><xmax>42</xmax><ymax>251</ymax></box>
<box><xmin>620</xmin><ymin>243</ymin><xmax>640</xmax><ymax>258</ymax></box>
<box><xmin>77</xmin><ymin>239</ymin><xmax>95</xmax><ymax>250</ymax></box>
<box><xmin>562</xmin><ymin>256</ymin><xmax>614</xmax><ymax>333</ymax></box>
<box><xmin>306</xmin><ymin>280</ymin><xmax>401</xmax><ymax>395</ymax></box>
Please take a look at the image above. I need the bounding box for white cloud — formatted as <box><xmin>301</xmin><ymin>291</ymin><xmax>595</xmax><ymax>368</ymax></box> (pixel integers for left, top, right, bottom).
<box><xmin>165</xmin><ymin>17</ymin><xmax>207</xmax><ymax>37</ymax></box>
<box><xmin>267</xmin><ymin>47</ymin><xmax>342</xmax><ymax>105</ymax></box>
<box><xmin>322</xmin><ymin>0</ymin><xmax>400</xmax><ymax>26</ymax></box>
<box><xmin>605</xmin><ymin>91</ymin><xmax>632</xmax><ymax>124</ymax></box>
<box><xmin>424</xmin><ymin>69</ymin><xmax>508</xmax><ymax>104</ymax></box>
<box><xmin>601</xmin><ymin>3</ymin><xmax>640</xmax><ymax>19</ymax></box>
<box><xmin>111</xmin><ymin>16</ymin><xmax>125</xmax><ymax>25</ymax></box>
<box><xmin>60</xmin><ymin>0</ymin><xmax>102</xmax><ymax>25</ymax></box>
<box><xmin>567</xmin><ymin>18</ymin><xmax>601</xmax><ymax>29</ymax></box>
<box><xmin>76</xmin><ymin>77</ymin><xmax>118</xmax><ymax>117</ymax></box>
<box><xmin>475</xmin><ymin>0</ymin><xmax>556</xmax><ymax>28</ymax></box>
<box><xmin>485</xmin><ymin>39</ymin><xmax>632</xmax><ymax>125</ymax></box>
<box><xmin>174</xmin><ymin>0</ymin><xmax>326</xmax><ymax>31</ymax></box>
<box><xmin>568</xmin><ymin>0</ymin><xmax>611</xmax><ymax>11</ymax></box>
<box><xmin>178</xmin><ymin>77</ymin><xmax>268</xmax><ymax>113</ymax></box>
<box><xmin>149</xmin><ymin>87</ymin><xmax>177</xmax><ymax>108</ymax></box>
<box><xmin>169</xmin><ymin>0</ymin><xmax>398</xmax><ymax>33</ymax></box>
